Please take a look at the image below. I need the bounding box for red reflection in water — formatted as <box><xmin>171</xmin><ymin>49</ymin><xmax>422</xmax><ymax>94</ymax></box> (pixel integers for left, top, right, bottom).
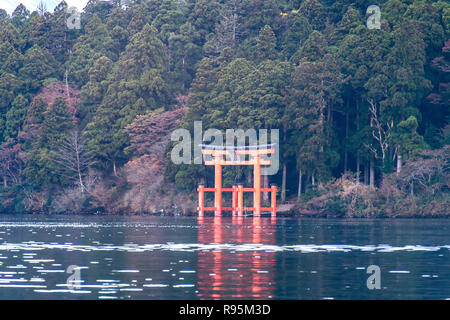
<box><xmin>197</xmin><ymin>216</ymin><xmax>277</xmax><ymax>299</ymax></box>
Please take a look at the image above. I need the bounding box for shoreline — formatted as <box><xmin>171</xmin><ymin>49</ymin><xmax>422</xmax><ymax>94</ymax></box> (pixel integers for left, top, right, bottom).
<box><xmin>0</xmin><ymin>211</ymin><xmax>448</xmax><ymax>219</ymax></box>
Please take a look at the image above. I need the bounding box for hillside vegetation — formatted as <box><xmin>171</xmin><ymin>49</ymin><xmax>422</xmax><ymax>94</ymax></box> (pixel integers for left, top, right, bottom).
<box><xmin>0</xmin><ymin>0</ymin><xmax>448</xmax><ymax>216</ymax></box>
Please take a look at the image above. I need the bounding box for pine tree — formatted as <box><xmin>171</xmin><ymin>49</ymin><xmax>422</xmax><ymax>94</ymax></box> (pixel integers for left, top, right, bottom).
<box><xmin>280</xmin><ymin>13</ymin><xmax>312</xmax><ymax>60</ymax></box>
<box><xmin>19</xmin><ymin>45</ymin><xmax>58</xmax><ymax>91</ymax></box>
<box><xmin>184</xmin><ymin>57</ymin><xmax>220</xmax><ymax>125</ymax></box>
<box><xmin>0</xmin><ymin>73</ymin><xmax>22</xmax><ymax>112</ymax></box>
<box><xmin>19</xmin><ymin>97</ymin><xmax>47</xmax><ymax>149</ymax></box>
<box><xmin>0</xmin><ymin>23</ymin><xmax>24</xmax><ymax>51</ymax></box>
<box><xmin>391</xmin><ymin>115</ymin><xmax>428</xmax><ymax>162</ymax></box>
<box><xmin>255</xmin><ymin>25</ymin><xmax>277</xmax><ymax>62</ymax></box>
<box><xmin>84</xmin><ymin>104</ymin><xmax>129</xmax><ymax>176</ymax></box>
<box><xmin>39</xmin><ymin>97</ymin><xmax>74</xmax><ymax>147</ymax></box>
<box><xmin>292</xmin><ymin>30</ymin><xmax>328</xmax><ymax>63</ymax></box>
<box><xmin>4</xmin><ymin>94</ymin><xmax>28</xmax><ymax>140</ymax></box>
<box><xmin>23</xmin><ymin>97</ymin><xmax>73</xmax><ymax>186</ymax></box>
<box><xmin>288</xmin><ymin>54</ymin><xmax>342</xmax><ymax>183</ymax></box>
<box><xmin>11</xmin><ymin>4</ymin><xmax>30</xmax><ymax>32</ymax></box>
<box><xmin>79</xmin><ymin>55</ymin><xmax>114</xmax><ymax>122</ymax></box>
<box><xmin>66</xmin><ymin>14</ymin><xmax>116</xmax><ymax>86</ymax></box>
<box><xmin>298</xmin><ymin>0</ymin><xmax>327</xmax><ymax>30</ymax></box>
<box><xmin>104</xmin><ymin>23</ymin><xmax>169</xmax><ymax>127</ymax></box>
<box><xmin>0</xmin><ymin>9</ymin><xmax>8</xmax><ymax>28</ymax></box>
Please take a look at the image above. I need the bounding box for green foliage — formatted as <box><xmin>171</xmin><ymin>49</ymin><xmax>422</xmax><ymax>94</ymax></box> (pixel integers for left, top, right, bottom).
<box><xmin>0</xmin><ymin>0</ymin><xmax>448</xmax><ymax>214</ymax></box>
<box><xmin>4</xmin><ymin>94</ymin><xmax>28</xmax><ymax>140</ymax></box>
<box><xmin>292</xmin><ymin>30</ymin><xmax>328</xmax><ymax>63</ymax></box>
<box><xmin>66</xmin><ymin>15</ymin><xmax>116</xmax><ymax>86</ymax></box>
<box><xmin>23</xmin><ymin>97</ymin><xmax>73</xmax><ymax>187</ymax></box>
<box><xmin>20</xmin><ymin>45</ymin><xmax>58</xmax><ymax>91</ymax></box>
<box><xmin>255</xmin><ymin>25</ymin><xmax>277</xmax><ymax>61</ymax></box>
<box><xmin>281</xmin><ymin>13</ymin><xmax>312</xmax><ymax>59</ymax></box>
<box><xmin>326</xmin><ymin>195</ymin><xmax>347</xmax><ymax>217</ymax></box>
<box><xmin>392</xmin><ymin>116</ymin><xmax>428</xmax><ymax>159</ymax></box>
<box><xmin>39</xmin><ymin>97</ymin><xmax>73</xmax><ymax>146</ymax></box>
<box><xmin>299</xmin><ymin>0</ymin><xmax>327</xmax><ymax>30</ymax></box>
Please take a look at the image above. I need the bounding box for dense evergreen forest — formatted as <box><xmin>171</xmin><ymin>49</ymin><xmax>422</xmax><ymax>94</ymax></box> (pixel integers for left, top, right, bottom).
<box><xmin>0</xmin><ymin>0</ymin><xmax>448</xmax><ymax>216</ymax></box>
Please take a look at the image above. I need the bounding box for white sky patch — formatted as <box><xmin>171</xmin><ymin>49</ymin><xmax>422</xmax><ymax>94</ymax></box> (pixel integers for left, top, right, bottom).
<box><xmin>1</xmin><ymin>0</ymin><xmax>90</xmax><ymax>14</ymax></box>
<box><xmin>65</xmin><ymin>0</ymin><xmax>90</xmax><ymax>11</ymax></box>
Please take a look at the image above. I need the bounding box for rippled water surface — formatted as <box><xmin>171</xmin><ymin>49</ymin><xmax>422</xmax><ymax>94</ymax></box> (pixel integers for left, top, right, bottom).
<box><xmin>0</xmin><ymin>215</ymin><xmax>448</xmax><ymax>299</ymax></box>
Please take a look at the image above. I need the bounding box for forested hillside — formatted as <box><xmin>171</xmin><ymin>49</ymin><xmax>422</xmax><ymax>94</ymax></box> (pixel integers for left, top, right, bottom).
<box><xmin>0</xmin><ymin>0</ymin><xmax>448</xmax><ymax>216</ymax></box>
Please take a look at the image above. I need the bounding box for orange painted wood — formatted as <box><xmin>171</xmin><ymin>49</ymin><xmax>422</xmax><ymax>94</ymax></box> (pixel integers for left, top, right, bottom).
<box><xmin>235</xmin><ymin>149</ymin><xmax>275</xmax><ymax>155</ymax></box>
<box><xmin>200</xmin><ymin>149</ymin><xmax>229</xmax><ymax>155</ymax></box>
<box><xmin>200</xmin><ymin>207</ymin><xmax>236</xmax><ymax>212</ymax></box>
<box><xmin>198</xmin><ymin>147</ymin><xmax>277</xmax><ymax>218</ymax></box>
<box><xmin>201</xmin><ymin>148</ymin><xmax>274</xmax><ymax>156</ymax></box>
<box><xmin>253</xmin><ymin>155</ymin><xmax>261</xmax><ymax>217</ymax></box>
<box><xmin>201</xmin><ymin>187</ymin><xmax>274</xmax><ymax>193</ymax></box>
<box><xmin>204</xmin><ymin>160</ymin><xmax>271</xmax><ymax>166</ymax></box>
<box><xmin>198</xmin><ymin>185</ymin><xmax>204</xmax><ymax>217</ymax></box>
<box><xmin>241</xmin><ymin>207</ymin><xmax>274</xmax><ymax>211</ymax></box>
<box><xmin>232</xmin><ymin>185</ymin><xmax>237</xmax><ymax>216</ymax></box>
<box><xmin>271</xmin><ymin>185</ymin><xmax>277</xmax><ymax>218</ymax></box>
<box><xmin>237</xmin><ymin>184</ymin><xmax>244</xmax><ymax>217</ymax></box>
<box><xmin>214</xmin><ymin>162</ymin><xmax>222</xmax><ymax>217</ymax></box>
<box><xmin>242</xmin><ymin>207</ymin><xmax>275</xmax><ymax>211</ymax></box>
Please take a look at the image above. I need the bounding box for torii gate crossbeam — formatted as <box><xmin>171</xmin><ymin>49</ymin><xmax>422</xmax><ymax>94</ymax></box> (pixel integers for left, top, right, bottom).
<box><xmin>197</xmin><ymin>144</ymin><xmax>277</xmax><ymax>218</ymax></box>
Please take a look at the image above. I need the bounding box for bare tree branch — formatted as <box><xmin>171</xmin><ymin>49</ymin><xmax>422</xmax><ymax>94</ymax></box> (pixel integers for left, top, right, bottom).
<box><xmin>49</xmin><ymin>130</ymin><xmax>96</xmax><ymax>193</ymax></box>
<box><xmin>367</xmin><ymin>98</ymin><xmax>392</xmax><ymax>160</ymax></box>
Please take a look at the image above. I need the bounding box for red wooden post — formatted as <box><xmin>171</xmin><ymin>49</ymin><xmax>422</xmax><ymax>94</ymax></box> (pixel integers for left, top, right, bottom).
<box><xmin>214</xmin><ymin>158</ymin><xmax>222</xmax><ymax>217</ymax></box>
<box><xmin>253</xmin><ymin>155</ymin><xmax>261</xmax><ymax>217</ymax></box>
<box><xmin>271</xmin><ymin>184</ymin><xmax>277</xmax><ymax>218</ymax></box>
<box><xmin>232</xmin><ymin>184</ymin><xmax>237</xmax><ymax>216</ymax></box>
<box><xmin>198</xmin><ymin>184</ymin><xmax>205</xmax><ymax>217</ymax></box>
<box><xmin>237</xmin><ymin>183</ymin><xmax>244</xmax><ymax>217</ymax></box>
<box><xmin>200</xmin><ymin>145</ymin><xmax>275</xmax><ymax>220</ymax></box>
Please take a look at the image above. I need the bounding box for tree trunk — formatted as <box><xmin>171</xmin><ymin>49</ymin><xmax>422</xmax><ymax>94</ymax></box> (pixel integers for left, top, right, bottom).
<box><xmin>65</xmin><ymin>70</ymin><xmax>70</xmax><ymax>100</ymax></box>
<box><xmin>356</xmin><ymin>156</ymin><xmax>360</xmax><ymax>184</ymax></box>
<box><xmin>281</xmin><ymin>163</ymin><xmax>286</xmax><ymax>203</ymax></box>
<box><xmin>344</xmin><ymin>100</ymin><xmax>349</xmax><ymax>173</ymax></box>
<box><xmin>297</xmin><ymin>169</ymin><xmax>302</xmax><ymax>201</ymax></box>
<box><xmin>3</xmin><ymin>176</ymin><xmax>7</xmax><ymax>188</ymax></box>
<box><xmin>410</xmin><ymin>182</ymin><xmax>414</xmax><ymax>196</ymax></box>
<box><xmin>232</xmin><ymin>9</ymin><xmax>237</xmax><ymax>48</ymax></box>
<box><xmin>182</xmin><ymin>57</ymin><xmax>185</xmax><ymax>91</ymax></box>
<box><xmin>370</xmin><ymin>157</ymin><xmax>375</xmax><ymax>188</ymax></box>
<box><xmin>356</xmin><ymin>97</ymin><xmax>360</xmax><ymax>184</ymax></box>
<box><xmin>327</xmin><ymin>101</ymin><xmax>332</xmax><ymax>124</ymax></box>
<box><xmin>113</xmin><ymin>161</ymin><xmax>118</xmax><ymax>177</ymax></box>
<box><xmin>75</xmin><ymin>141</ymin><xmax>84</xmax><ymax>193</ymax></box>
<box><xmin>364</xmin><ymin>162</ymin><xmax>369</xmax><ymax>185</ymax></box>
<box><xmin>397</xmin><ymin>153</ymin><xmax>402</xmax><ymax>175</ymax></box>
<box><xmin>311</xmin><ymin>172</ymin><xmax>315</xmax><ymax>186</ymax></box>
<box><xmin>78</xmin><ymin>164</ymin><xmax>84</xmax><ymax>193</ymax></box>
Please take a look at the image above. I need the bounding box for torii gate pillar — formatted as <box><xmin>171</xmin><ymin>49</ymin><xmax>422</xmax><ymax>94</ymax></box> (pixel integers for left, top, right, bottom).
<box><xmin>253</xmin><ymin>154</ymin><xmax>261</xmax><ymax>217</ymax></box>
<box><xmin>214</xmin><ymin>162</ymin><xmax>222</xmax><ymax>217</ymax></box>
<box><xmin>197</xmin><ymin>145</ymin><xmax>277</xmax><ymax>218</ymax></box>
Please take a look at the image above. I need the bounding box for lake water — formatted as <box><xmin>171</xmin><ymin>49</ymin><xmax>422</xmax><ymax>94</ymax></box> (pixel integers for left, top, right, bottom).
<box><xmin>0</xmin><ymin>215</ymin><xmax>448</xmax><ymax>300</ymax></box>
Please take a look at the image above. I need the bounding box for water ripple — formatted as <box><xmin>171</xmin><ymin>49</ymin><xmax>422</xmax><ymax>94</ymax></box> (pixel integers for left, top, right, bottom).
<box><xmin>0</xmin><ymin>242</ymin><xmax>448</xmax><ymax>253</ymax></box>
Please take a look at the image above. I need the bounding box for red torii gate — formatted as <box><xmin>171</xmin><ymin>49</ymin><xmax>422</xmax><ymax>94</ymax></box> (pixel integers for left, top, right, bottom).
<box><xmin>197</xmin><ymin>144</ymin><xmax>277</xmax><ymax>218</ymax></box>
